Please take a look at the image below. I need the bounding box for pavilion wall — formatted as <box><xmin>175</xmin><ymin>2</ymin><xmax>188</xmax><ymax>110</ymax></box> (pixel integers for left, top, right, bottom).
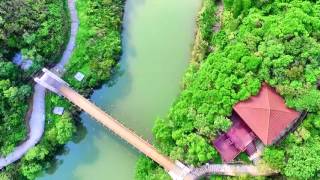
<box><xmin>273</xmin><ymin>111</ymin><xmax>308</xmax><ymax>145</ymax></box>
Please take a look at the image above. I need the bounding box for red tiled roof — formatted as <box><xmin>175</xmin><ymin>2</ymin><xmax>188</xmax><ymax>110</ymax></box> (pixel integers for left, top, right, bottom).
<box><xmin>234</xmin><ymin>83</ymin><xmax>300</xmax><ymax>145</ymax></box>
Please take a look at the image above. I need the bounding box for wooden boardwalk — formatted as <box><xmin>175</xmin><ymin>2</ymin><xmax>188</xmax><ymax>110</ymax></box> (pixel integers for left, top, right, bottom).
<box><xmin>35</xmin><ymin>69</ymin><xmax>193</xmax><ymax>180</ymax></box>
<box><xmin>59</xmin><ymin>85</ymin><xmax>176</xmax><ymax>171</ymax></box>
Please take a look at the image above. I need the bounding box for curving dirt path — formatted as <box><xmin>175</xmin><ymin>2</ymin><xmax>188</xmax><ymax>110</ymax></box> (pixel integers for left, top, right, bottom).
<box><xmin>0</xmin><ymin>0</ymin><xmax>79</xmax><ymax>169</ymax></box>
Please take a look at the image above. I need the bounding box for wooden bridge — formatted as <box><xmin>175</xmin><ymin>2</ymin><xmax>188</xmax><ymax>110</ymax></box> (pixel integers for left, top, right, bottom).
<box><xmin>35</xmin><ymin>68</ymin><xmax>194</xmax><ymax>180</ymax></box>
<box><xmin>35</xmin><ymin>69</ymin><xmax>277</xmax><ymax>179</ymax></box>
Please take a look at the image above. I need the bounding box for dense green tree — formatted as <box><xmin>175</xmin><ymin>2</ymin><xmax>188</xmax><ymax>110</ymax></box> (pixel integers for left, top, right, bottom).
<box><xmin>64</xmin><ymin>0</ymin><xmax>124</xmax><ymax>91</ymax></box>
<box><xmin>24</xmin><ymin>146</ymin><xmax>49</xmax><ymax>162</ymax></box>
<box><xmin>46</xmin><ymin>112</ymin><xmax>75</xmax><ymax>145</ymax></box>
<box><xmin>199</xmin><ymin>0</ymin><xmax>217</xmax><ymax>41</ymax></box>
<box><xmin>135</xmin><ymin>157</ymin><xmax>170</xmax><ymax>180</ymax></box>
<box><xmin>20</xmin><ymin>162</ymin><xmax>43</xmax><ymax>180</ymax></box>
<box><xmin>262</xmin><ymin>148</ymin><xmax>285</xmax><ymax>170</ymax></box>
<box><xmin>284</xmin><ymin>140</ymin><xmax>320</xmax><ymax>179</ymax></box>
<box><xmin>0</xmin><ymin>0</ymin><xmax>69</xmax><ymax>65</ymax></box>
<box><xmin>0</xmin><ymin>0</ymin><xmax>74</xmax><ymax>179</ymax></box>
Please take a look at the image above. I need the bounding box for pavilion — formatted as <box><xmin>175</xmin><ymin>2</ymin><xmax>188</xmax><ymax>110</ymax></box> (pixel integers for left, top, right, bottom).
<box><xmin>214</xmin><ymin>83</ymin><xmax>301</xmax><ymax>162</ymax></box>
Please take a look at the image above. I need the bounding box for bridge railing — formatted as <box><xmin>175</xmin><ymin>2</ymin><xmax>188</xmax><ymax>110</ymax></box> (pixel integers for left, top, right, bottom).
<box><xmin>35</xmin><ymin>69</ymin><xmax>194</xmax><ymax>180</ymax></box>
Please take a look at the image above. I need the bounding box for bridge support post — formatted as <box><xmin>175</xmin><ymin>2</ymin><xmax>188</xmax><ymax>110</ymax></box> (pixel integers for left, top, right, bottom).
<box><xmin>168</xmin><ymin>161</ymin><xmax>193</xmax><ymax>180</ymax></box>
<box><xmin>42</xmin><ymin>68</ymin><xmax>69</xmax><ymax>86</ymax></box>
<box><xmin>34</xmin><ymin>68</ymin><xmax>69</xmax><ymax>95</ymax></box>
<box><xmin>34</xmin><ymin>77</ymin><xmax>59</xmax><ymax>94</ymax></box>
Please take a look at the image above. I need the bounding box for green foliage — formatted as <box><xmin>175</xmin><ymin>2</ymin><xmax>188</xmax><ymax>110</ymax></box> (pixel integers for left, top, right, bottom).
<box><xmin>45</xmin><ymin>112</ymin><xmax>75</xmax><ymax>145</ymax></box>
<box><xmin>135</xmin><ymin>156</ymin><xmax>170</xmax><ymax>180</ymax></box>
<box><xmin>9</xmin><ymin>0</ymin><xmax>125</xmax><ymax>179</ymax></box>
<box><xmin>20</xmin><ymin>162</ymin><xmax>43</xmax><ymax>180</ymax></box>
<box><xmin>15</xmin><ymin>93</ymin><xmax>76</xmax><ymax>180</ymax></box>
<box><xmin>24</xmin><ymin>146</ymin><xmax>49</xmax><ymax>162</ymax></box>
<box><xmin>194</xmin><ymin>115</ymin><xmax>232</xmax><ymax>139</ymax></box>
<box><xmin>199</xmin><ymin>0</ymin><xmax>217</xmax><ymax>41</ymax></box>
<box><xmin>0</xmin><ymin>0</ymin><xmax>69</xmax><ymax>67</ymax></box>
<box><xmin>137</xmin><ymin>0</ymin><xmax>320</xmax><ymax>179</ymax></box>
<box><xmin>262</xmin><ymin>148</ymin><xmax>285</xmax><ymax>170</ymax></box>
<box><xmin>223</xmin><ymin>0</ymin><xmax>253</xmax><ymax>17</ymax></box>
<box><xmin>64</xmin><ymin>0</ymin><xmax>124</xmax><ymax>92</ymax></box>
<box><xmin>171</xmin><ymin>133</ymin><xmax>216</xmax><ymax>165</ymax></box>
<box><xmin>223</xmin><ymin>0</ymin><xmax>269</xmax><ymax>17</ymax></box>
<box><xmin>223</xmin><ymin>0</ymin><xmax>234</xmax><ymax>10</ymax></box>
<box><xmin>0</xmin><ymin>173</ymin><xmax>11</xmax><ymax>180</ymax></box>
<box><xmin>0</xmin><ymin>77</ymin><xmax>31</xmax><ymax>155</ymax></box>
<box><xmin>0</xmin><ymin>0</ymin><xmax>72</xmax><ymax>179</ymax></box>
<box><xmin>283</xmin><ymin>140</ymin><xmax>320</xmax><ymax>179</ymax></box>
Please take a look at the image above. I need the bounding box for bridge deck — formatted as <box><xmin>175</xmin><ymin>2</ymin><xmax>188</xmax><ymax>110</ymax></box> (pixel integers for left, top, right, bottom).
<box><xmin>35</xmin><ymin>69</ymin><xmax>195</xmax><ymax>179</ymax></box>
<box><xmin>58</xmin><ymin>85</ymin><xmax>176</xmax><ymax>171</ymax></box>
<box><xmin>35</xmin><ymin>69</ymin><xmax>276</xmax><ymax>179</ymax></box>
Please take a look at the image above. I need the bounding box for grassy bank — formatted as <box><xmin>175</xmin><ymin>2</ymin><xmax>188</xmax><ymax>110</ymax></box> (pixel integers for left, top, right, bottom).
<box><xmin>136</xmin><ymin>0</ymin><xmax>320</xmax><ymax>179</ymax></box>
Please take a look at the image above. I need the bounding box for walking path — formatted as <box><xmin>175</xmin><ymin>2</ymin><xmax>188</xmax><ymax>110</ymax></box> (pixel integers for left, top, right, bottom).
<box><xmin>0</xmin><ymin>0</ymin><xmax>79</xmax><ymax>169</ymax></box>
<box><xmin>189</xmin><ymin>164</ymin><xmax>277</xmax><ymax>178</ymax></box>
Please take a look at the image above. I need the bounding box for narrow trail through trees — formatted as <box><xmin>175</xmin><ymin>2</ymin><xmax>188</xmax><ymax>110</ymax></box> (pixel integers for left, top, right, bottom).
<box><xmin>0</xmin><ymin>0</ymin><xmax>79</xmax><ymax>169</ymax></box>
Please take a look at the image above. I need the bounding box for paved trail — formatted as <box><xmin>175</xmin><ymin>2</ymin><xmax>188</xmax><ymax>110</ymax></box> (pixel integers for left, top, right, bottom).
<box><xmin>0</xmin><ymin>0</ymin><xmax>79</xmax><ymax>169</ymax></box>
<box><xmin>190</xmin><ymin>164</ymin><xmax>277</xmax><ymax>178</ymax></box>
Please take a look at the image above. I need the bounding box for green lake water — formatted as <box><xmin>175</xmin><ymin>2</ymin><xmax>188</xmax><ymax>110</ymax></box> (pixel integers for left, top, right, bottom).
<box><xmin>40</xmin><ymin>0</ymin><xmax>202</xmax><ymax>179</ymax></box>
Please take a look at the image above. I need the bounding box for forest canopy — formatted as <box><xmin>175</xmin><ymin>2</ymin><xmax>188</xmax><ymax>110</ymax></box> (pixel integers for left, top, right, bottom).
<box><xmin>135</xmin><ymin>0</ymin><xmax>320</xmax><ymax>179</ymax></box>
<box><xmin>0</xmin><ymin>0</ymin><xmax>71</xmax><ymax>179</ymax></box>
<box><xmin>0</xmin><ymin>0</ymin><xmax>69</xmax><ymax>157</ymax></box>
<box><xmin>0</xmin><ymin>0</ymin><xmax>125</xmax><ymax>179</ymax></box>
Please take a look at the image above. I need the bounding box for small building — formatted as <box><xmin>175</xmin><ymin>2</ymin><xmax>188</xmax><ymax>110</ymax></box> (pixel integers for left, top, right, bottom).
<box><xmin>74</xmin><ymin>72</ymin><xmax>85</xmax><ymax>81</ymax></box>
<box><xmin>214</xmin><ymin>83</ymin><xmax>302</xmax><ymax>162</ymax></box>
<box><xmin>53</xmin><ymin>107</ymin><xmax>64</xmax><ymax>115</ymax></box>
<box><xmin>214</xmin><ymin>112</ymin><xmax>257</xmax><ymax>162</ymax></box>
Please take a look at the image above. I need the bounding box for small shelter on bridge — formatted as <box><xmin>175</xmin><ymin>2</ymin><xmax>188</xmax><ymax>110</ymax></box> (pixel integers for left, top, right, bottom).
<box><xmin>214</xmin><ymin>83</ymin><xmax>301</xmax><ymax>162</ymax></box>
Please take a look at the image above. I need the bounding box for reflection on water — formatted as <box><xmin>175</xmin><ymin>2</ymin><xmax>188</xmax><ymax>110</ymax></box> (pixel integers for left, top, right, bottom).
<box><xmin>39</xmin><ymin>0</ymin><xmax>201</xmax><ymax>179</ymax></box>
